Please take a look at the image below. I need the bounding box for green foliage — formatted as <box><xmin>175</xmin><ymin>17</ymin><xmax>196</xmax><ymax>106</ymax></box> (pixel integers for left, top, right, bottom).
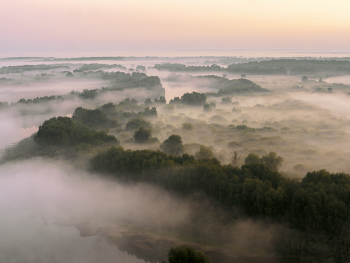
<box><xmin>170</xmin><ymin>92</ymin><xmax>207</xmax><ymax>105</ymax></box>
<box><xmin>34</xmin><ymin>116</ymin><xmax>118</xmax><ymax>147</ymax></box>
<box><xmin>221</xmin><ymin>96</ymin><xmax>232</xmax><ymax>103</ymax></box>
<box><xmin>168</xmin><ymin>246</ymin><xmax>211</xmax><ymax>263</ymax></box>
<box><xmin>72</xmin><ymin>106</ymin><xmax>120</xmax><ymax>129</ymax></box>
<box><xmin>182</xmin><ymin>122</ymin><xmax>193</xmax><ymax>130</ymax></box>
<box><xmin>154</xmin><ymin>96</ymin><xmax>166</xmax><ymax>103</ymax></box>
<box><xmin>215</xmin><ymin>78</ymin><xmax>269</xmax><ymax>95</ymax></box>
<box><xmin>91</xmin><ymin>145</ymin><xmax>350</xmax><ymax>256</ymax></box>
<box><xmin>227</xmin><ymin>64</ymin><xmax>287</xmax><ymax>75</ymax></box>
<box><xmin>66</xmin><ymin>72</ymin><xmax>74</xmax><ymax>77</ymax></box>
<box><xmin>0</xmin><ymin>64</ymin><xmax>70</xmax><ymax>74</ymax></box>
<box><xmin>203</xmin><ymin>103</ymin><xmax>212</xmax><ymax>111</ymax></box>
<box><xmin>261</xmin><ymin>152</ymin><xmax>283</xmax><ymax>171</ymax></box>
<box><xmin>195</xmin><ymin>145</ymin><xmax>214</xmax><ymax>159</ymax></box>
<box><xmin>143</xmin><ymin>106</ymin><xmax>157</xmax><ymax>117</ymax></box>
<box><xmin>101</xmin><ymin>102</ymin><xmax>116</xmax><ymax>113</ymax></box>
<box><xmin>144</xmin><ymin>98</ymin><xmax>152</xmax><ymax>105</ymax></box>
<box><xmin>181</xmin><ymin>92</ymin><xmax>207</xmax><ymax>105</ymax></box>
<box><xmin>72</xmin><ymin>107</ymin><xmax>108</xmax><ymax>128</ymax></box>
<box><xmin>244</xmin><ymin>153</ymin><xmax>261</xmax><ymax>165</ymax></box>
<box><xmin>134</xmin><ymin>127</ymin><xmax>151</xmax><ymax>143</ymax></box>
<box><xmin>160</xmin><ymin>135</ymin><xmax>184</xmax><ymax>156</ymax></box>
<box><xmin>125</xmin><ymin>118</ymin><xmax>151</xmax><ymax>130</ymax></box>
<box><xmin>73</xmin><ymin>142</ymin><xmax>93</xmax><ymax>153</ymax></box>
<box><xmin>79</xmin><ymin>89</ymin><xmax>98</xmax><ymax>99</ymax></box>
<box><xmin>35</xmin><ymin>117</ymin><xmax>74</xmax><ymax>145</ymax></box>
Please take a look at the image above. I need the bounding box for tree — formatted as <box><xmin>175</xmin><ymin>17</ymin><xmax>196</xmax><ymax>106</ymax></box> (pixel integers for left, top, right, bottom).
<box><xmin>231</xmin><ymin>150</ymin><xmax>241</xmax><ymax>167</ymax></box>
<box><xmin>154</xmin><ymin>96</ymin><xmax>166</xmax><ymax>103</ymax></box>
<box><xmin>181</xmin><ymin>92</ymin><xmax>207</xmax><ymax>105</ymax></box>
<box><xmin>168</xmin><ymin>246</ymin><xmax>211</xmax><ymax>263</ymax></box>
<box><xmin>203</xmin><ymin>103</ymin><xmax>212</xmax><ymax>111</ymax></box>
<box><xmin>182</xmin><ymin>122</ymin><xmax>193</xmax><ymax>130</ymax></box>
<box><xmin>66</xmin><ymin>72</ymin><xmax>74</xmax><ymax>77</ymax></box>
<box><xmin>144</xmin><ymin>98</ymin><xmax>152</xmax><ymax>105</ymax></box>
<box><xmin>301</xmin><ymin>76</ymin><xmax>308</xmax><ymax>82</ymax></box>
<box><xmin>72</xmin><ymin>107</ymin><xmax>109</xmax><ymax>128</ymax></box>
<box><xmin>221</xmin><ymin>97</ymin><xmax>232</xmax><ymax>104</ymax></box>
<box><xmin>134</xmin><ymin>127</ymin><xmax>151</xmax><ymax>143</ymax></box>
<box><xmin>126</xmin><ymin>118</ymin><xmax>151</xmax><ymax>130</ymax></box>
<box><xmin>160</xmin><ymin>135</ymin><xmax>184</xmax><ymax>156</ymax></box>
<box><xmin>195</xmin><ymin>145</ymin><xmax>214</xmax><ymax>159</ymax></box>
<box><xmin>35</xmin><ymin>116</ymin><xmax>74</xmax><ymax>145</ymax></box>
<box><xmin>143</xmin><ymin>106</ymin><xmax>157</xmax><ymax>116</ymax></box>
<box><xmin>244</xmin><ymin>153</ymin><xmax>260</xmax><ymax>165</ymax></box>
<box><xmin>261</xmin><ymin>152</ymin><xmax>283</xmax><ymax>171</ymax></box>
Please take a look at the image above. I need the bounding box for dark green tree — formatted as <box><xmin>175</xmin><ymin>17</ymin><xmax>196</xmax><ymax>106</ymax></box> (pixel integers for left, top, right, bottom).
<box><xmin>160</xmin><ymin>134</ymin><xmax>184</xmax><ymax>156</ymax></box>
<box><xmin>244</xmin><ymin>153</ymin><xmax>261</xmax><ymax>165</ymax></box>
<box><xmin>126</xmin><ymin>118</ymin><xmax>151</xmax><ymax>130</ymax></box>
<box><xmin>134</xmin><ymin>127</ymin><xmax>151</xmax><ymax>143</ymax></box>
<box><xmin>182</xmin><ymin>122</ymin><xmax>193</xmax><ymax>130</ymax></box>
<box><xmin>203</xmin><ymin>103</ymin><xmax>212</xmax><ymax>111</ymax></box>
<box><xmin>261</xmin><ymin>152</ymin><xmax>283</xmax><ymax>171</ymax></box>
<box><xmin>195</xmin><ymin>145</ymin><xmax>214</xmax><ymax>159</ymax></box>
<box><xmin>35</xmin><ymin>116</ymin><xmax>74</xmax><ymax>145</ymax></box>
<box><xmin>181</xmin><ymin>92</ymin><xmax>207</xmax><ymax>105</ymax></box>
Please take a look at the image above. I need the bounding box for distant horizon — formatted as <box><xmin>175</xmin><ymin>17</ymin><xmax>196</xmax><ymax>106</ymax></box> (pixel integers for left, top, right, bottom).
<box><xmin>1</xmin><ymin>49</ymin><xmax>350</xmax><ymax>59</ymax></box>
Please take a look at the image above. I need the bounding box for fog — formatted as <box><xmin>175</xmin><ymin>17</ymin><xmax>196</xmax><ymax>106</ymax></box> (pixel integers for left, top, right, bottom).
<box><xmin>0</xmin><ymin>159</ymin><xmax>189</xmax><ymax>263</ymax></box>
<box><xmin>2</xmin><ymin>56</ymin><xmax>350</xmax><ymax>262</ymax></box>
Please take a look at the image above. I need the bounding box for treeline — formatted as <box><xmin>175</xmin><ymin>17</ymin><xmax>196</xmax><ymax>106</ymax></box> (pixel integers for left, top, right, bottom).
<box><xmin>154</xmin><ymin>62</ymin><xmax>285</xmax><ymax>75</ymax></box>
<box><xmin>75</xmin><ymin>63</ymin><xmax>126</xmax><ymax>71</ymax></box>
<box><xmin>154</xmin><ymin>63</ymin><xmax>223</xmax><ymax>72</ymax></box>
<box><xmin>0</xmin><ymin>64</ymin><xmax>70</xmax><ymax>74</ymax></box>
<box><xmin>205</xmin><ymin>77</ymin><xmax>269</xmax><ymax>95</ymax></box>
<box><xmin>0</xmin><ymin>72</ymin><xmax>164</xmax><ymax>109</ymax></box>
<box><xmin>91</xmin><ymin>146</ymin><xmax>350</xmax><ymax>262</ymax></box>
<box><xmin>85</xmin><ymin>71</ymin><xmax>162</xmax><ymax>90</ymax></box>
<box><xmin>154</xmin><ymin>59</ymin><xmax>350</xmax><ymax>75</ymax></box>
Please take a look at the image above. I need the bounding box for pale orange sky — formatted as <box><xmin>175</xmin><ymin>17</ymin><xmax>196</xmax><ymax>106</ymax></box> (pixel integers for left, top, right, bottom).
<box><xmin>1</xmin><ymin>0</ymin><xmax>350</xmax><ymax>54</ymax></box>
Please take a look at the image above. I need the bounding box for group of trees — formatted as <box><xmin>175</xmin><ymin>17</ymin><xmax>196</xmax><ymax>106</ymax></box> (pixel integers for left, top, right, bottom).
<box><xmin>245</xmin><ymin>152</ymin><xmax>284</xmax><ymax>171</ymax></box>
<box><xmin>170</xmin><ymin>92</ymin><xmax>207</xmax><ymax>105</ymax></box>
<box><xmin>34</xmin><ymin>116</ymin><xmax>118</xmax><ymax>147</ymax></box>
<box><xmin>72</xmin><ymin>107</ymin><xmax>119</xmax><ymax>129</ymax></box>
<box><xmin>90</xmin><ymin>142</ymin><xmax>350</xmax><ymax>261</ymax></box>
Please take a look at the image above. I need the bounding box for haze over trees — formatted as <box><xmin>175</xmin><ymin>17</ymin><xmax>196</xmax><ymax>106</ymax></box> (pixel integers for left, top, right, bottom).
<box><xmin>2</xmin><ymin>56</ymin><xmax>350</xmax><ymax>263</ymax></box>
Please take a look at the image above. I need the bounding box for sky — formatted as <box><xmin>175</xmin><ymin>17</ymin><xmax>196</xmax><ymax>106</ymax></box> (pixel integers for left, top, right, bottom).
<box><xmin>1</xmin><ymin>0</ymin><xmax>350</xmax><ymax>55</ymax></box>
